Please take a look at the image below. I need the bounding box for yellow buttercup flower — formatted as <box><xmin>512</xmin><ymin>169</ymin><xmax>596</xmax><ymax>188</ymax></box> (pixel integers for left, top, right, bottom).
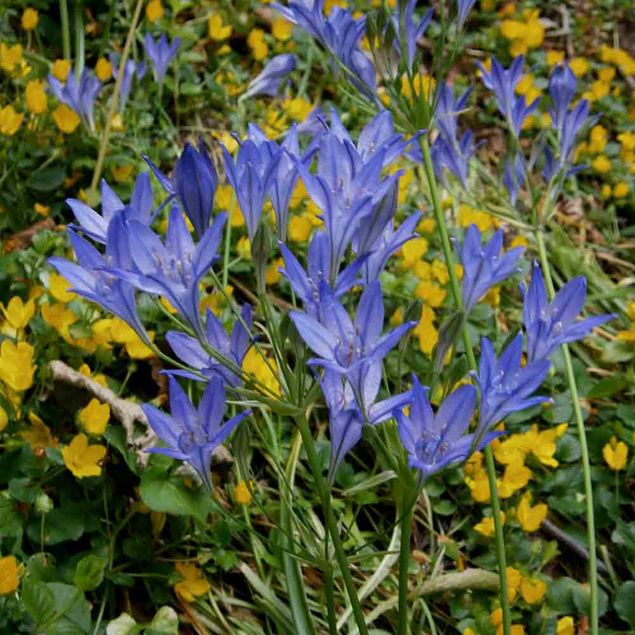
<box><xmin>248</xmin><ymin>28</ymin><xmax>269</xmax><ymax>61</ymax></box>
<box><xmin>288</xmin><ymin>214</ymin><xmax>313</xmax><ymax>242</ymax></box>
<box><xmin>34</xmin><ymin>203</ymin><xmax>50</xmax><ymax>217</ymax></box>
<box><xmin>2</xmin><ymin>296</ymin><xmax>35</xmax><ymax>333</ymax></box>
<box><xmin>242</xmin><ymin>347</ymin><xmax>281</xmax><ymax>396</ymax></box>
<box><xmin>78</xmin><ymin>398</ymin><xmax>110</xmax><ymax>436</ymax></box>
<box><xmin>0</xmin><ymin>555</ymin><xmax>20</xmax><ymax>595</ymax></box>
<box><xmin>21</xmin><ymin>8</ymin><xmax>39</xmax><ymax>30</ymax></box>
<box><xmin>51</xmin><ymin>59</ymin><xmax>71</xmax><ymax>81</ymax></box>
<box><xmin>174</xmin><ymin>562</ymin><xmax>210</xmax><ymax>602</ymax></box>
<box><xmin>110</xmin><ymin>164</ymin><xmax>134</xmax><ymax>183</ymax></box>
<box><xmin>208</xmin><ymin>14</ymin><xmax>232</xmax><ymax>41</ymax></box>
<box><xmin>62</xmin><ymin>433</ymin><xmax>106</xmax><ymax>478</ymax></box>
<box><xmin>108</xmin><ymin>318</ymin><xmax>155</xmax><ymax>359</ymax></box>
<box><xmin>265</xmin><ymin>258</ymin><xmax>284</xmax><ymax>285</ymax></box>
<box><xmin>401</xmin><ymin>237</ymin><xmax>428</xmax><ymax>269</ymax></box>
<box><xmin>458</xmin><ymin>204</ymin><xmax>497</xmax><ymax>231</ymax></box>
<box><xmin>0</xmin><ymin>43</ymin><xmax>23</xmax><ymax>73</ymax></box>
<box><xmin>516</xmin><ymin>491</ymin><xmax>547</xmax><ymax>531</ymax></box>
<box><xmin>282</xmin><ymin>97</ymin><xmax>313</xmax><ymax>122</ymax></box>
<box><xmin>146</xmin><ymin>0</ymin><xmax>164</xmax><ymax>22</ymax></box>
<box><xmin>0</xmin><ymin>340</ymin><xmax>35</xmax><ymax>392</ymax></box>
<box><xmin>556</xmin><ymin>616</ymin><xmax>574</xmax><ymax>635</ymax></box>
<box><xmin>95</xmin><ymin>57</ymin><xmax>113</xmax><ymax>82</ymax></box>
<box><xmin>0</xmin><ymin>406</ymin><xmax>8</xmax><ymax>432</ymax></box>
<box><xmin>235</xmin><ymin>480</ymin><xmax>253</xmax><ymax>505</ymax></box>
<box><xmin>545</xmin><ymin>50</ymin><xmax>564</xmax><ymax>66</ymax></box>
<box><xmin>498</xmin><ymin>461</ymin><xmax>532</xmax><ymax>498</ymax></box>
<box><xmin>614</xmin><ymin>181</ymin><xmax>629</xmax><ymax>198</ymax></box>
<box><xmin>569</xmin><ymin>57</ymin><xmax>589</xmax><ymax>77</ymax></box>
<box><xmin>49</xmin><ymin>272</ymin><xmax>76</xmax><ymax>302</ymax></box>
<box><xmin>591</xmin><ymin>155</ymin><xmax>611</xmax><ymax>174</ymax></box>
<box><xmin>20</xmin><ymin>412</ymin><xmax>59</xmax><ymax>450</ymax></box>
<box><xmin>272</xmin><ymin>17</ymin><xmax>293</xmax><ymax>41</ymax></box>
<box><xmin>0</xmin><ymin>105</ymin><xmax>24</xmax><ymax>136</ymax></box>
<box><xmin>603</xmin><ymin>435</ymin><xmax>628</xmax><ymax>470</ymax></box>
<box><xmin>414</xmin><ymin>280</ymin><xmax>446</xmax><ymax>308</ymax></box>
<box><xmin>53</xmin><ymin>104</ymin><xmax>80</xmax><ymax>133</ymax></box>
<box><xmin>519</xmin><ymin>576</ymin><xmax>546</xmax><ymax>604</ymax></box>
<box><xmin>25</xmin><ymin>80</ymin><xmax>47</xmax><ymax>114</ymax></box>
<box><xmin>41</xmin><ymin>303</ymin><xmax>77</xmax><ymax>341</ymax></box>
<box><xmin>474</xmin><ymin>511</ymin><xmax>506</xmax><ymax>538</ymax></box>
<box><xmin>505</xmin><ymin>566</ymin><xmax>522</xmax><ymax>603</ymax></box>
<box><xmin>413</xmin><ymin>305</ymin><xmax>437</xmax><ymax>356</ymax></box>
<box><xmin>79</xmin><ymin>363</ymin><xmax>108</xmax><ymax>387</ymax></box>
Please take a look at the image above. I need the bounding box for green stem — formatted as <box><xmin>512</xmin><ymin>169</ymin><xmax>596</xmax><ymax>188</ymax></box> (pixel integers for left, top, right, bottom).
<box><xmin>398</xmin><ymin>495</ymin><xmax>414</xmax><ymax>635</ymax></box>
<box><xmin>59</xmin><ymin>0</ymin><xmax>71</xmax><ymax>61</ymax></box>
<box><xmin>535</xmin><ymin>229</ymin><xmax>598</xmax><ymax>635</ymax></box>
<box><xmin>418</xmin><ymin>138</ymin><xmax>512</xmax><ymax>635</ymax></box>
<box><xmin>295</xmin><ymin>414</ymin><xmax>369</xmax><ymax>635</ymax></box>
<box><xmin>73</xmin><ymin>0</ymin><xmax>85</xmax><ymax>76</ymax></box>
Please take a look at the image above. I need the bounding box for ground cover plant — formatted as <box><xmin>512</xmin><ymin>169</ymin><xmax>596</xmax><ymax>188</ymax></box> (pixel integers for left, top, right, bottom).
<box><xmin>0</xmin><ymin>1</ymin><xmax>634</xmax><ymax>633</ymax></box>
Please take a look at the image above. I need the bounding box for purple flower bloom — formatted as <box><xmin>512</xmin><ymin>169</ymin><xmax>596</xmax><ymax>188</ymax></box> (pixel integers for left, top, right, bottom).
<box><xmin>393</xmin><ymin>1</ymin><xmax>433</xmax><ymax>69</ymax></box>
<box><xmin>455</xmin><ymin>224</ymin><xmax>525</xmax><ymax>312</ymax></box>
<box><xmin>111</xmin><ymin>205</ymin><xmax>226</xmax><ymax>337</ymax></box>
<box><xmin>108</xmin><ymin>53</ymin><xmax>146</xmax><ymax>111</ymax></box>
<box><xmin>320</xmin><ymin>367</ymin><xmax>412</xmax><ymax>474</ymax></box>
<box><xmin>245</xmin><ymin>53</ymin><xmax>296</xmax><ymax>98</ymax></box>
<box><xmin>66</xmin><ymin>173</ymin><xmax>154</xmax><ymax>243</ymax></box>
<box><xmin>478</xmin><ymin>56</ymin><xmax>539</xmax><ymax>136</ymax></box>
<box><xmin>143</xmin><ymin>32</ymin><xmax>180</xmax><ymax>83</ymax></box>
<box><xmin>290</xmin><ymin>280</ymin><xmax>415</xmax><ymax>411</ymax></box>
<box><xmin>174</xmin><ymin>142</ymin><xmax>218</xmax><ymax>238</ymax></box>
<box><xmin>222</xmin><ymin>137</ymin><xmax>282</xmax><ymax>241</ymax></box>
<box><xmin>142</xmin><ymin>376</ymin><xmax>250</xmax><ymax>491</ymax></box>
<box><xmin>48</xmin><ymin>68</ymin><xmax>101</xmax><ymax>130</ymax></box>
<box><xmin>503</xmin><ymin>152</ymin><xmax>525</xmax><ymax>205</ymax></box>
<box><xmin>548</xmin><ymin>63</ymin><xmax>577</xmax><ymax>133</ymax></box>
<box><xmin>559</xmin><ymin>99</ymin><xmax>591</xmax><ymax>168</ymax></box>
<box><xmin>395</xmin><ymin>377</ymin><xmax>499</xmax><ymax>479</ymax></box>
<box><xmin>166</xmin><ymin>304</ymin><xmax>252</xmax><ymax>387</ymax></box>
<box><xmin>474</xmin><ymin>333</ymin><xmax>551</xmax><ymax>439</ymax></box>
<box><xmin>456</xmin><ymin>0</ymin><xmax>477</xmax><ymax>28</ymax></box>
<box><xmin>522</xmin><ymin>262</ymin><xmax>614</xmax><ymax>362</ymax></box>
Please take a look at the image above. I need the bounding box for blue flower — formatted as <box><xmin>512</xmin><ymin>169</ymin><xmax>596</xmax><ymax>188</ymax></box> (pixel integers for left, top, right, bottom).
<box><xmin>166</xmin><ymin>304</ymin><xmax>252</xmax><ymax>387</ymax></box>
<box><xmin>174</xmin><ymin>142</ymin><xmax>218</xmax><ymax>238</ymax></box>
<box><xmin>320</xmin><ymin>367</ymin><xmax>412</xmax><ymax>475</ymax></box>
<box><xmin>279</xmin><ymin>231</ymin><xmax>367</xmax><ymax>317</ymax></box>
<box><xmin>142</xmin><ymin>376</ymin><xmax>251</xmax><ymax>491</ymax></box>
<box><xmin>48</xmin><ymin>226</ymin><xmax>149</xmax><ymax>344</ymax></box>
<box><xmin>108</xmin><ymin>54</ymin><xmax>146</xmax><ymax>111</ymax></box>
<box><xmin>455</xmin><ymin>224</ymin><xmax>525</xmax><ymax>312</ymax></box>
<box><xmin>393</xmin><ymin>1</ymin><xmax>433</xmax><ymax>69</ymax></box>
<box><xmin>143</xmin><ymin>32</ymin><xmax>180</xmax><ymax>83</ymax></box>
<box><xmin>474</xmin><ymin>333</ymin><xmax>551</xmax><ymax>439</ymax></box>
<box><xmin>395</xmin><ymin>376</ymin><xmax>498</xmax><ymax>480</ymax></box>
<box><xmin>478</xmin><ymin>56</ymin><xmax>539</xmax><ymax>136</ymax></box>
<box><xmin>66</xmin><ymin>173</ymin><xmax>154</xmax><ymax>243</ymax></box>
<box><xmin>558</xmin><ymin>99</ymin><xmax>591</xmax><ymax>170</ymax></box>
<box><xmin>245</xmin><ymin>53</ymin><xmax>296</xmax><ymax>98</ymax></box>
<box><xmin>503</xmin><ymin>152</ymin><xmax>525</xmax><ymax>205</ymax></box>
<box><xmin>48</xmin><ymin>68</ymin><xmax>101</xmax><ymax>130</ymax></box>
<box><xmin>522</xmin><ymin>262</ymin><xmax>614</xmax><ymax>362</ymax></box>
<box><xmin>290</xmin><ymin>280</ymin><xmax>416</xmax><ymax>411</ymax></box>
<box><xmin>456</xmin><ymin>0</ymin><xmax>477</xmax><ymax>28</ymax></box>
<box><xmin>548</xmin><ymin>63</ymin><xmax>577</xmax><ymax>133</ymax></box>
<box><xmin>223</xmin><ymin>136</ymin><xmax>282</xmax><ymax>241</ymax></box>
<box><xmin>111</xmin><ymin>205</ymin><xmax>226</xmax><ymax>337</ymax></box>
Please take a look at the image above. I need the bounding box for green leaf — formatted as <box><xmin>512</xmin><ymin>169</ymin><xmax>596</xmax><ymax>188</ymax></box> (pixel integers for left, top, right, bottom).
<box><xmin>73</xmin><ymin>554</ymin><xmax>106</xmax><ymax>592</ymax></box>
<box><xmin>105</xmin><ymin>613</ymin><xmax>140</xmax><ymax>635</ymax></box>
<box><xmin>22</xmin><ymin>579</ymin><xmax>56</xmax><ymax>624</ymax></box>
<box><xmin>140</xmin><ymin>467</ymin><xmax>214</xmax><ymax>522</ymax></box>
<box><xmin>587</xmin><ymin>375</ymin><xmax>627</xmax><ymax>398</ymax></box>
<box><xmin>146</xmin><ymin>606</ymin><xmax>179</xmax><ymax>634</ymax></box>
<box><xmin>27</xmin><ymin>507</ymin><xmax>84</xmax><ymax>545</ymax></box>
<box><xmin>0</xmin><ymin>495</ymin><xmax>22</xmax><ymax>538</ymax></box>
<box><xmin>26</xmin><ymin>166</ymin><xmax>66</xmax><ymax>192</ymax></box>
<box><xmin>615</xmin><ymin>581</ymin><xmax>635</xmax><ymax>626</ymax></box>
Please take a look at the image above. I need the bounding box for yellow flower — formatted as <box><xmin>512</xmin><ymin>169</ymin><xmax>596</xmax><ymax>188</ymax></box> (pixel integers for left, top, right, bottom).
<box><xmin>208</xmin><ymin>14</ymin><xmax>232</xmax><ymax>41</ymax></box>
<box><xmin>519</xmin><ymin>576</ymin><xmax>546</xmax><ymax>604</ymax></box>
<box><xmin>21</xmin><ymin>8</ymin><xmax>39</xmax><ymax>30</ymax></box>
<box><xmin>265</xmin><ymin>258</ymin><xmax>283</xmax><ymax>285</ymax></box>
<box><xmin>242</xmin><ymin>347</ymin><xmax>281</xmax><ymax>396</ymax></box>
<box><xmin>62</xmin><ymin>433</ymin><xmax>106</xmax><ymax>478</ymax></box>
<box><xmin>235</xmin><ymin>480</ymin><xmax>252</xmax><ymax>505</ymax></box>
<box><xmin>78</xmin><ymin>398</ymin><xmax>110</xmax><ymax>436</ymax></box>
<box><xmin>236</xmin><ymin>236</ymin><xmax>251</xmax><ymax>259</ymax></box>
<box><xmin>109</xmin><ymin>319</ymin><xmax>155</xmax><ymax>359</ymax></box>
<box><xmin>614</xmin><ymin>181</ymin><xmax>629</xmax><ymax>198</ymax></box>
<box><xmin>0</xmin><ymin>340</ymin><xmax>35</xmax><ymax>392</ymax></box>
<box><xmin>546</xmin><ymin>50</ymin><xmax>564</xmax><ymax>66</ymax></box>
<box><xmin>556</xmin><ymin>616</ymin><xmax>574</xmax><ymax>635</ymax></box>
<box><xmin>418</xmin><ymin>217</ymin><xmax>435</xmax><ymax>234</ymax></box>
<box><xmin>110</xmin><ymin>164</ymin><xmax>134</xmax><ymax>183</ymax></box>
<box><xmin>51</xmin><ymin>59</ymin><xmax>71</xmax><ymax>81</ymax></box>
<box><xmin>41</xmin><ymin>302</ymin><xmax>77</xmax><ymax>341</ymax></box>
<box><xmin>146</xmin><ymin>0</ymin><xmax>164</xmax><ymax>22</ymax></box>
<box><xmin>401</xmin><ymin>237</ymin><xmax>428</xmax><ymax>269</ymax></box>
<box><xmin>272</xmin><ymin>17</ymin><xmax>293</xmax><ymax>41</ymax></box>
<box><xmin>458</xmin><ymin>204</ymin><xmax>497</xmax><ymax>232</ymax></box>
<box><xmin>0</xmin><ymin>406</ymin><xmax>7</xmax><ymax>432</ymax></box>
<box><xmin>414</xmin><ymin>280</ymin><xmax>446</xmax><ymax>308</ymax></box>
<box><xmin>603</xmin><ymin>435</ymin><xmax>628</xmax><ymax>471</ymax></box>
<box><xmin>465</xmin><ymin>471</ymin><xmax>491</xmax><ymax>503</ymax></box>
<box><xmin>53</xmin><ymin>104</ymin><xmax>80</xmax><ymax>134</ymax></box>
<box><xmin>569</xmin><ymin>57</ymin><xmax>589</xmax><ymax>77</ymax></box>
<box><xmin>413</xmin><ymin>306</ymin><xmax>438</xmax><ymax>356</ymax></box>
<box><xmin>79</xmin><ymin>363</ymin><xmax>108</xmax><ymax>387</ymax></box>
<box><xmin>95</xmin><ymin>57</ymin><xmax>113</xmax><ymax>82</ymax></box>
<box><xmin>516</xmin><ymin>491</ymin><xmax>547</xmax><ymax>531</ymax></box>
<box><xmin>506</xmin><ymin>566</ymin><xmax>522</xmax><ymax>603</ymax></box>
<box><xmin>282</xmin><ymin>97</ymin><xmax>313</xmax><ymax>122</ymax></box>
<box><xmin>591</xmin><ymin>155</ymin><xmax>611</xmax><ymax>174</ymax></box>
<box><xmin>0</xmin><ymin>105</ymin><xmax>24</xmax><ymax>136</ymax></box>
<box><xmin>601</xmin><ymin>184</ymin><xmax>612</xmax><ymax>199</ymax></box>
<box><xmin>49</xmin><ymin>272</ymin><xmax>77</xmax><ymax>302</ymax></box>
<box><xmin>2</xmin><ymin>296</ymin><xmax>35</xmax><ymax>333</ymax></box>
<box><xmin>588</xmin><ymin>125</ymin><xmax>607</xmax><ymax>154</ymax></box>
<box><xmin>498</xmin><ymin>462</ymin><xmax>532</xmax><ymax>498</ymax></box>
<box><xmin>0</xmin><ymin>555</ymin><xmax>20</xmax><ymax>595</ymax></box>
<box><xmin>474</xmin><ymin>511</ymin><xmax>505</xmax><ymax>538</ymax></box>
<box><xmin>248</xmin><ymin>28</ymin><xmax>269</xmax><ymax>61</ymax></box>
<box><xmin>25</xmin><ymin>80</ymin><xmax>47</xmax><ymax>114</ymax></box>
<box><xmin>618</xmin><ymin>131</ymin><xmax>635</xmax><ymax>152</ymax></box>
<box><xmin>20</xmin><ymin>412</ymin><xmax>59</xmax><ymax>449</ymax></box>
<box><xmin>288</xmin><ymin>214</ymin><xmax>313</xmax><ymax>242</ymax></box>
<box><xmin>174</xmin><ymin>562</ymin><xmax>210</xmax><ymax>601</ymax></box>
<box><xmin>0</xmin><ymin>43</ymin><xmax>23</xmax><ymax>73</ymax></box>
